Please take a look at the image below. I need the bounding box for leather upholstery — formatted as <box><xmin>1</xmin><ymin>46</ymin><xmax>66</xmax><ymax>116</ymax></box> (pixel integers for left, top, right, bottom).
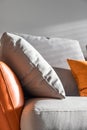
<box><xmin>0</xmin><ymin>61</ymin><xmax>24</xmax><ymax>130</ymax></box>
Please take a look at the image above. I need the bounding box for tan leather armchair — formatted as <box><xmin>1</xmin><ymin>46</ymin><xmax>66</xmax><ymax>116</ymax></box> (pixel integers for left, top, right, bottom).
<box><xmin>0</xmin><ymin>61</ymin><xmax>24</xmax><ymax>130</ymax></box>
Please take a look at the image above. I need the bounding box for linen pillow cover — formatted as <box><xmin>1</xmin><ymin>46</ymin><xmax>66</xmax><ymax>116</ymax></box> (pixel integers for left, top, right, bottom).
<box><xmin>19</xmin><ymin>33</ymin><xmax>85</xmax><ymax>69</ymax></box>
<box><xmin>1</xmin><ymin>32</ymin><xmax>65</xmax><ymax>99</ymax></box>
<box><xmin>67</xmin><ymin>59</ymin><xmax>87</xmax><ymax>96</ymax></box>
<box><xmin>0</xmin><ymin>61</ymin><xmax>24</xmax><ymax>130</ymax></box>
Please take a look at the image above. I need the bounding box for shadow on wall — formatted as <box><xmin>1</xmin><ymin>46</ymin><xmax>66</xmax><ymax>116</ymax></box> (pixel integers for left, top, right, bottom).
<box><xmin>0</xmin><ymin>0</ymin><xmax>87</xmax><ymax>35</ymax></box>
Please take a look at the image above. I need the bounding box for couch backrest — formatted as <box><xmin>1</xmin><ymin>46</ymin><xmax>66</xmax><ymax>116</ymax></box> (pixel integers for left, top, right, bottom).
<box><xmin>19</xmin><ymin>34</ymin><xmax>85</xmax><ymax>69</ymax></box>
<box><xmin>19</xmin><ymin>34</ymin><xmax>85</xmax><ymax>96</ymax></box>
<box><xmin>53</xmin><ymin>67</ymin><xmax>79</xmax><ymax>96</ymax></box>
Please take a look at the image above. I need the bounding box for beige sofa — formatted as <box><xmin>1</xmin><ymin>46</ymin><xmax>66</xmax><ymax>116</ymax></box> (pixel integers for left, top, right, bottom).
<box><xmin>0</xmin><ymin>32</ymin><xmax>87</xmax><ymax>130</ymax></box>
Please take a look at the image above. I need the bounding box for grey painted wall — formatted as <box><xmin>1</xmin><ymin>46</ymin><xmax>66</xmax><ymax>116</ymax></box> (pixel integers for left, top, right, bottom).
<box><xmin>0</xmin><ymin>0</ymin><xmax>87</xmax><ymax>35</ymax></box>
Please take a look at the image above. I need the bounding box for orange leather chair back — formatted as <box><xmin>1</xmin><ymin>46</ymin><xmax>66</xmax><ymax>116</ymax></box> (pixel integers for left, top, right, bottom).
<box><xmin>0</xmin><ymin>61</ymin><xmax>24</xmax><ymax>130</ymax></box>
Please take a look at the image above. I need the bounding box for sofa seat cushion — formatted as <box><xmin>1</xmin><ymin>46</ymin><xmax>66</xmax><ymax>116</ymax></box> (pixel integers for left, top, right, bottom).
<box><xmin>21</xmin><ymin>97</ymin><xmax>87</xmax><ymax>130</ymax></box>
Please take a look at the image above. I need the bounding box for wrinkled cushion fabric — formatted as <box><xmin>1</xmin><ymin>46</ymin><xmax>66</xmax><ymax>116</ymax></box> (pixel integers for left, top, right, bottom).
<box><xmin>19</xmin><ymin>34</ymin><xmax>85</xmax><ymax>69</ymax></box>
<box><xmin>0</xmin><ymin>32</ymin><xmax>65</xmax><ymax>99</ymax></box>
<box><xmin>21</xmin><ymin>97</ymin><xmax>87</xmax><ymax>130</ymax></box>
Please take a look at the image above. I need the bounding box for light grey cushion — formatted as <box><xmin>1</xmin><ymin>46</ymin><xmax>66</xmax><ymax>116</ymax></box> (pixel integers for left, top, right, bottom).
<box><xmin>0</xmin><ymin>32</ymin><xmax>65</xmax><ymax>99</ymax></box>
<box><xmin>19</xmin><ymin>34</ymin><xmax>85</xmax><ymax>69</ymax></box>
<box><xmin>53</xmin><ymin>67</ymin><xmax>79</xmax><ymax>96</ymax></box>
<box><xmin>21</xmin><ymin>97</ymin><xmax>87</xmax><ymax>130</ymax></box>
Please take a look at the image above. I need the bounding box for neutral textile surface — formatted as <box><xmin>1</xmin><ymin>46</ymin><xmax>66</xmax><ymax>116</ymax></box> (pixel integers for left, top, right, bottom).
<box><xmin>53</xmin><ymin>67</ymin><xmax>79</xmax><ymax>96</ymax></box>
<box><xmin>0</xmin><ymin>32</ymin><xmax>65</xmax><ymax>99</ymax></box>
<box><xmin>19</xmin><ymin>34</ymin><xmax>85</xmax><ymax>69</ymax></box>
<box><xmin>21</xmin><ymin>97</ymin><xmax>87</xmax><ymax>130</ymax></box>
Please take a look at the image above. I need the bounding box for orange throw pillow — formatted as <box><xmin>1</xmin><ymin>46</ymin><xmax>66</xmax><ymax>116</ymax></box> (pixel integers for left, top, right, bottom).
<box><xmin>0</xmin><ymin>61</ymin><xmax>24</xmax><ymax>130</ymax></box>
<box><xmin>67</xmin><ymin>59</ymin><xmax>87</xmax><ymax>96</ymax></box>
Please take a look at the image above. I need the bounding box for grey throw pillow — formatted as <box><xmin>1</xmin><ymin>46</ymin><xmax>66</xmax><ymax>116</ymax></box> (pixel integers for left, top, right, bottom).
<box><xmin>0</xmin><ymin>32</ymin><xmax>65</xmax><ymax>99</ymax></box>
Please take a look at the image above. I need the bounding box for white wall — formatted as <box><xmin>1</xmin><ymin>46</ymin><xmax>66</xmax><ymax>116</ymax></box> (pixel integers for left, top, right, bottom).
<box><xmin>0</xmin><ymin>0</ymin><xmax>87</xmax><ymax>35</ymax></box>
